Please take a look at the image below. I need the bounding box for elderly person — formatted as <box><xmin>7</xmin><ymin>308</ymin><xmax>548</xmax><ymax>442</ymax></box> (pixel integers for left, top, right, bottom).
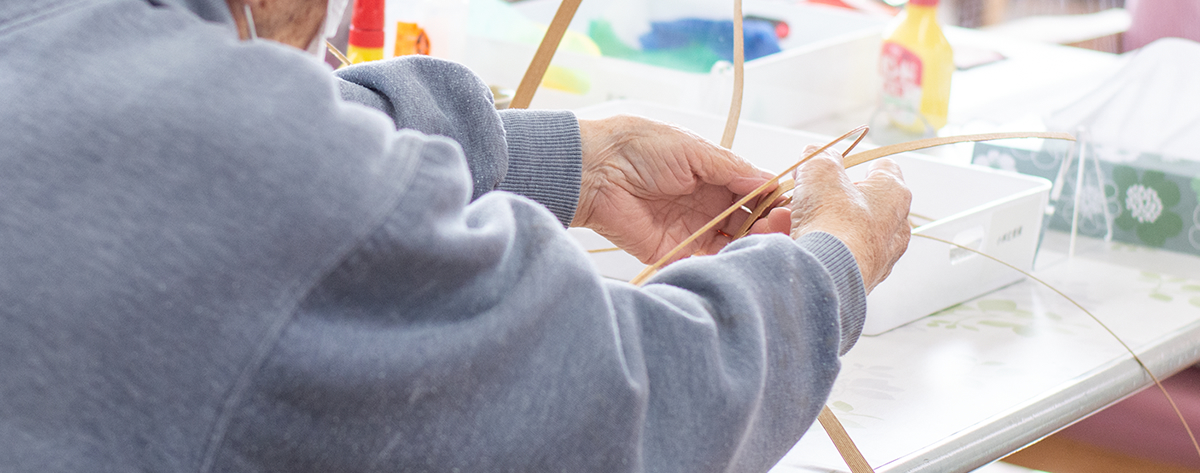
<box><xmin>0</xmin><ymin>0</ymin><xmax>910</xmax><ymax>471</ymax></box>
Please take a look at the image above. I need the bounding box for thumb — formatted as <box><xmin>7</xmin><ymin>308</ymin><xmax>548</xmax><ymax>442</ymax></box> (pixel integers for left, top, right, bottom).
<box><xmin>689</xmin><ymin>143</ymin><xmax>774</xmax><ymax>195</ymax></box>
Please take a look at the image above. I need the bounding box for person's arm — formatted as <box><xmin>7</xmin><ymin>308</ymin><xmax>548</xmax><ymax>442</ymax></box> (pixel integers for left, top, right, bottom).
<box><xmin>333</xmin><ymin>58</ymin><xmax>795</xmax><ymax>266</ymax></box>
<box><xmin>334</xmin><ymin>56</ymin><xmax>582</xmax><ymax>226</ymax></box>
<box><xmin>205</xmin><ymin>127</ymin><xmax>882</xmax><ymax>473</ymax></box>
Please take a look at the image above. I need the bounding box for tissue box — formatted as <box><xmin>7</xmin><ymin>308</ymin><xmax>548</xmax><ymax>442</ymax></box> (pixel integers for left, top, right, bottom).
<box><xmin>573</xmin><ymin>101</ymin><xmax>1052</xmax><ymax>335</ymax></box>
<box><xmin>973</xmin><ymin>141</ymin><xmax>1200</xmax><ymax>256</ymax></box>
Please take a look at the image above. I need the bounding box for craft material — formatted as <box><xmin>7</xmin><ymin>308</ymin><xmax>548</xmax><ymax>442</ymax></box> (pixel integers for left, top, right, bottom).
<box><xmin>509</xmin><ymin>0</ymin><xmax>583</xmax><ymax>109</ymax></box>
<box><xmin>639</xmin><ymin>19</ymin><xmax>780</xmax><ymax>61</ymax></box>
<box><xmin>628</xmin><ymin>126</ymin><xmax>869</xmax><ymax>286</ymax></box>
<box><xmin>818</xmin><ymin>406</ymin><xmax>873</xmax><ymax>473</ymax></box>
<box><xmin>588</xmin><ymin>19</ymin><xmax>776</xmax><ymax>74</ymax></box>
<box><xmin>845</xmin><ymin>132</ymin><xmax>1072</xmax><ymax>168</ymax></box>
<box><xmin>325</xmin><ymin>41</ymin><xmax>351</xmax><ymax>68</ymax></box>
<box><xmin>746</xmin><ymin>14</ymin><xmax>789</xmax><ymax>39</ymax></box>
<box><xmin>733</xmin><ymin>179</ymin><xmax>794</xmax><ymax>239</ymax></box>
<box><xmin>628</xmin><ymin>130</ymin><xmax>1070</xmax><ymax>286</ymax></box>
<box><xmin>719</xmin><ymin>0</ymin><xmax>744</xmax><ymax>149</ymax></box>
<box><xmin>878</xmin><ymin>0</ymin><xmax>953</xmax><ymax>134</ymax></box>
<box><xmin>348</xmin><ymin>0</ymin><xmax>385</xmax><ymax>63</ymax></box>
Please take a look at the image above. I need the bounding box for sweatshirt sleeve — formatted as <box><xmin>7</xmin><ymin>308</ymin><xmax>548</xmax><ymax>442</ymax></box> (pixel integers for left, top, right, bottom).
<box><xmin>334</xmin><ymin>56</ymin><xmax>581</xmax><ymax>226</ymax></box>
<box><xmin>207</xmin><ymin>129</ymin><xmax>866</xmax><ymax>473</ymax></box>
<box><xmin>796</xmin><ymin>232</ymin><xmax>866</xmax><ymax>355</ymax></box>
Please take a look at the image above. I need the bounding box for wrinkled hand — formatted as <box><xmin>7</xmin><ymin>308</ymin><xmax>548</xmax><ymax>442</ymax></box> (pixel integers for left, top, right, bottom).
<box><xmin>571</xmin><ymin>115</ymin><xmax>777</xmax><ymax>264</ymax></box>
<box><xmin>775</xmin><ymin>147</ymin><xmax>911</xmax><ymax>292</ymax></box>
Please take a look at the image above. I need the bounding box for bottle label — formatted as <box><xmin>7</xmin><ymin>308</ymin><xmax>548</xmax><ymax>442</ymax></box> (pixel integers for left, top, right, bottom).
<box><xmin>879</xmin><ymin>41</ymin><xmax>924</xmax><ymax>127</ymax></box>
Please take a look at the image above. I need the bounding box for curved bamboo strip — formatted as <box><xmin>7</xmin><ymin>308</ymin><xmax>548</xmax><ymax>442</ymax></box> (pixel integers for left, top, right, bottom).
<box><xmin>628</xmin><ymin>126</ymin><xmax>869</xmax><ymax>285</ymax></box>
<box><xmin>509</xmin><ymin>0</ymin><xmax>584</xmax><ymax>109</ymax></box>
<box><xmin>719</xmin><ymin>0</ymin><xmax>745</xmax><ymax>149</ymax></box>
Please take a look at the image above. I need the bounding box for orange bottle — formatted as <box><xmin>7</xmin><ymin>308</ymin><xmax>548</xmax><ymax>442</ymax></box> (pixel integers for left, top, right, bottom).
<box><xmin>394</xmin><ymin>22</ymin><xmax>430</xmax><ymax>57</ymax></box>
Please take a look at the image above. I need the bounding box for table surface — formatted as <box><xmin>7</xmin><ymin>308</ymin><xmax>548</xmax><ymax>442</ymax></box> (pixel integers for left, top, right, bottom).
<box><xmin>568</xmin><ymin>24</ymin><xmax>1200</xmax><ymax>473</ymax></box>
<box><xmin>773</xmin><ymin>28</ymin><xmax>1198</xmax><ymax>471</ymax></box>
<box><xmin>772</xmin><ymin>235</ymin><xmax>1200</xmax><ymax>472</ymax></box>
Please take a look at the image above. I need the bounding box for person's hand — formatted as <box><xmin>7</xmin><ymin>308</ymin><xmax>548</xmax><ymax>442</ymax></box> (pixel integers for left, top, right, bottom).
<box><xmin>571</xmin><ymin>115</ymin><xmax>779</xmax><ymax>264</ymax></box>
<box><xmin>782</xmin><ymin>147</ymin><xmax>912</xmax><ymax>292</ymax></box>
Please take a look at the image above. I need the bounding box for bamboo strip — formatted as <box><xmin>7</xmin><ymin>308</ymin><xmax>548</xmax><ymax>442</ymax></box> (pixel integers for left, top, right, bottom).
<box><xmin>732</xmin><ymin>179</ymin><xmax>794</xmax><ymax>239</ymax></box>
<box><xmin>719</xmin><ymin>0</ymin><xmax>745</xmax><ymax>149</ymax></box>
<box><xmin>729</xmin><ymin>131</ymin><xmax>1076</xmax><ymax>248</ymax></box>
<box><xmin>509</xmin><ymin>0</ymin><xmax>584</xmax><ymax>109</ymax></box>
<box><xmin>628</xmin><ymin>125</ymin><xmax>870</xmax><ymax>286</ymax></box>
<box><xmin>325</xmin><ymin>40</ymin><xmax>350</xmax><ymax>68</ymax></box>
<box><xmin>732</xmin><ymin>128</ymin><xmax>870</xmax><ymax>239</ymax></box>
<box><xmin>818</xmin><ymin>406</ymin><xmax>874</xmax><ymax>473</ymax></box>
<box><xmin>843</xmin><ymin>131</ymin><xmax>1075</xmax><ymax>168</ymax></box>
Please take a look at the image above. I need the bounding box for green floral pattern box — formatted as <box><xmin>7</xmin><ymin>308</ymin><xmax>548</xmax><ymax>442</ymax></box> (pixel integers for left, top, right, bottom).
<box><xmin>972</xmin><ymin>141</ymin><xmax>1200</xmax><ymax>255</ymax></box>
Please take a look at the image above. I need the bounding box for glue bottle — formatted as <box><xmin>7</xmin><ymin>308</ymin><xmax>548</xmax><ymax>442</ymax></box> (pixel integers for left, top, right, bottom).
<box><xmin>347</xmin><ymin>0</ymin><xmax>385</xmax><ymax>63</ymax></box>
<box><xmin>878</xmin><ymin>0</ymin><xmax>953</xmax><ymax>133</ymax></box>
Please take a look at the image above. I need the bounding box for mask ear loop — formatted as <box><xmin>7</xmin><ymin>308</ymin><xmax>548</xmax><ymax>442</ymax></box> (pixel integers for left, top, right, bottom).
<box><xmin>243</xmin><ymin>3</ymin><xmax>258</xmax><ymax>40</ymax></box>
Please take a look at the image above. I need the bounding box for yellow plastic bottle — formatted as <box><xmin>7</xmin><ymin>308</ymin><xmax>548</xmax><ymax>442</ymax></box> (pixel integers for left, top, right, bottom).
<box><xmin>878</xmin><ymin>0</ymin><xmax>953</xmax><ymax>133</ymax></box>
<box><xmin>347</xmin><ymin>0</ymin><xmax>385</xmax><ymax>63</ymax></box>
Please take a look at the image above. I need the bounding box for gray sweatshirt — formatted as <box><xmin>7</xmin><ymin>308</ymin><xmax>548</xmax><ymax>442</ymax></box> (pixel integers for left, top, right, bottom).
<box><xmin>0</xmin><ymin>0</ymin><xmax>866</xmax><ymax>472</ymax></box>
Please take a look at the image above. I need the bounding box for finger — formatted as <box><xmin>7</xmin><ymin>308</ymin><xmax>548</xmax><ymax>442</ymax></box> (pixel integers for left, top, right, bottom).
<box><xmin>859</xmin><ymin>158</ymin><xmax>911</xmax><ymax>219</ymax></box>
<box><xmin>745</xmin><ymin>207</ymin><xmax>792</xmax><ymax>235</ymax></box>
<box><xmin>722</xmin><ymin>187</ymin><xmax>773</xmax><ymax>239</ymax></box>
<box><xmin>866</xmin><ymin>157</ymin><xmax>903</xmax><ymax>181</ymax></box>
<box><xmin>725</xmin><ymin>171</ymin><xmax>777</xmax><ymax>196</ymax></box>
<box><xmin>793</xmin><ymin>147</ymin><xmax>847</xmax><ymax>182</ymax></box>
<box><xmin>767</xmin><ymin>207</ymin><xmax>791</xmax><ymax>234</ymax></box>
<box><xmin>679</xmin><ymin>134</ymin><xmax>775</xmax><ymax>194</ymax></box>
<box><xmin>719</xmin><ymin>206</ymin><xmax>756</xmax><ymax>236</ymax></box>
<box><xmin>791</xmin><ymin>152</ymin><xmax>851</xmax><ymax>211</ymax></box>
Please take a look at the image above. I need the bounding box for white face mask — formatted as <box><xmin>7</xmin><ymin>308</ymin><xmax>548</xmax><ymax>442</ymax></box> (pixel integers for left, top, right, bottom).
<box><xmin>305</xmin><ymin>0</ymin><xmax>351</xmax><ymax>58</ymax></box>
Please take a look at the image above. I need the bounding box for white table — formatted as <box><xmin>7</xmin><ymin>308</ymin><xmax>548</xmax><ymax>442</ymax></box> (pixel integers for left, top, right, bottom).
<box><xmin>772</xmin><ymin>232</ymin><xmax>1200</xmax><ymax>472</ymax></box>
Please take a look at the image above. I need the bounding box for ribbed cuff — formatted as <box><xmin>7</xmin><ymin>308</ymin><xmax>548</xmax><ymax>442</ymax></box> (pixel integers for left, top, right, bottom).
<box><xmin>796</xmin><ymin>232</ymin><xmax>866</xmax><ymax>355</ymax></box>
<box><xmin>496</xmin><ymin>109</ymin><xmax>582</xmax><ymax>227</ymax></box>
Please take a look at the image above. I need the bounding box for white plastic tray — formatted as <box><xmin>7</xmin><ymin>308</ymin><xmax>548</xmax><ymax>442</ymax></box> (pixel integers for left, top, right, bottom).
<box><xmin>570</xmin><ymin>101</ymin><xmax>1052</xmax><ymax>335</ymax></box>
<box><xmin>461</xmin><ymin>0</ymin><xmax>887</xmax><ymax>128</ymax></box>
